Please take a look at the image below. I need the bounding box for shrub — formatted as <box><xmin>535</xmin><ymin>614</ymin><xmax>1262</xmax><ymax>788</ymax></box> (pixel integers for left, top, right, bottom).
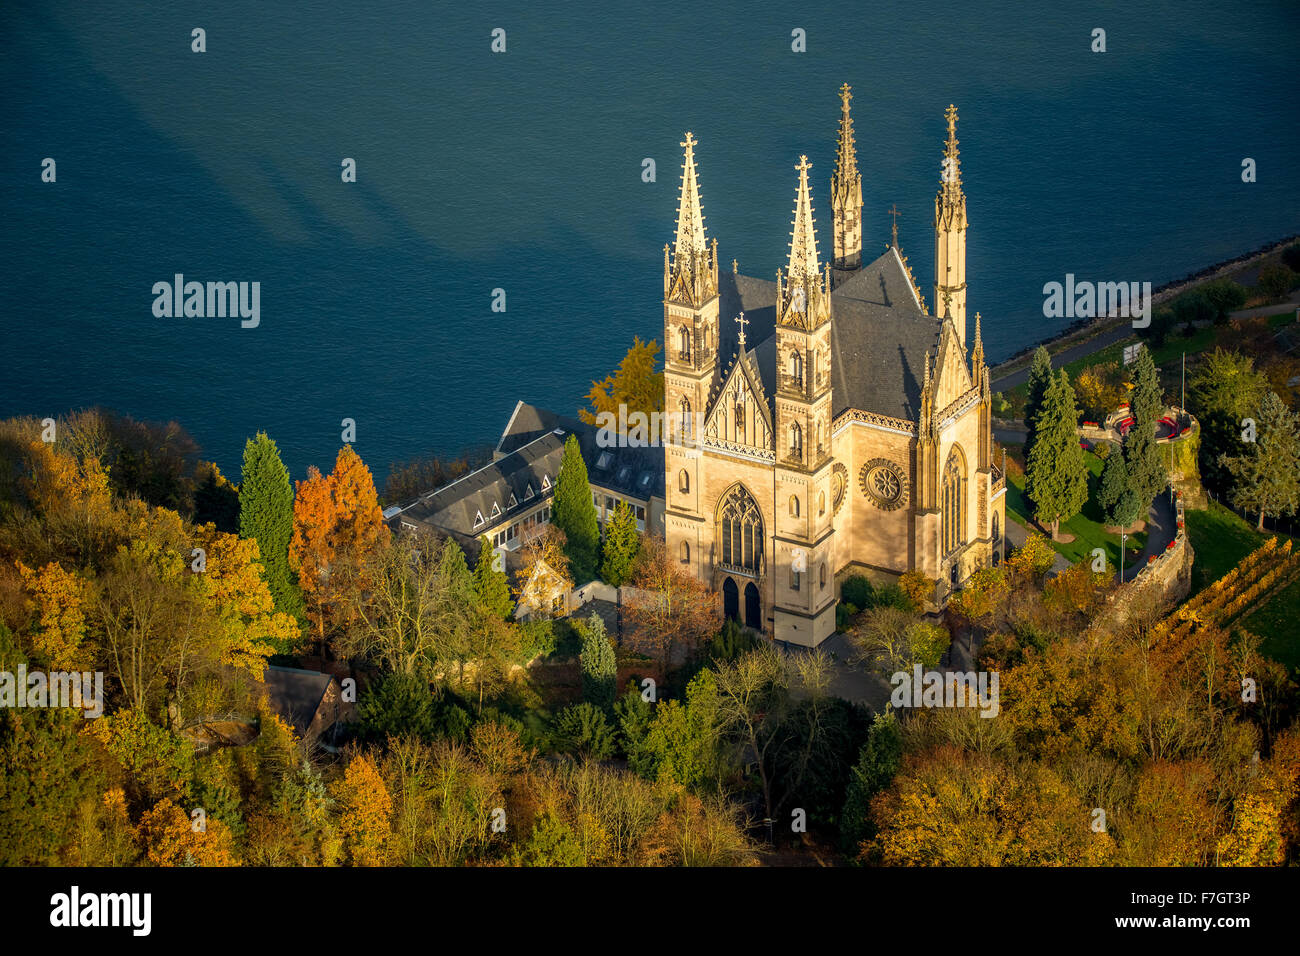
<box><xmin>554</xmin><ymin>703</ymin><xmax>616</xmax><ymax>759</ymax></box>
<box><xmin>841</xmin><ymin>574</ymin><xmax>873</xmax><ymax>610</ymax></box>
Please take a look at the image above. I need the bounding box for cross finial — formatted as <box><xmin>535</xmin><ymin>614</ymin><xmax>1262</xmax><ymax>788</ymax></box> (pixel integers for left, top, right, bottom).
<box><xmin>735</xmin><ymin>311</ymin><xmax>748</xmax><ymax>348</ymax></box>
<box><xmin>681</xmin><ymin>131</ymin><xmax>697</xmax><ymax>151</ymax></box>
<box><xmin>733</xmin><ymin>258</ymin><xmax>738</xmax><ymax>274</ymax></box>
<box><xmin>887</xmin><ymin>204</ymin><xmax>901</xmax><ymax>248</ymax></box>
<box><xmin>839</xmin><ymin>82</ymin><xmax>852</xmax><ymax>107</ymax></box>
<box><xmin>796</xmin><ymin>154</ymin><xmax>812</xmax><ymax>175</ymax></box>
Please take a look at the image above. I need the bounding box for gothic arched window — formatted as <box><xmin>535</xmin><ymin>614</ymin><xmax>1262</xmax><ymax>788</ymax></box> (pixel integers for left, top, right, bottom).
<box><xmin>680</xmin><ymin>540</ymin><xmax>690</xmax><ymax>563</ymax></box>
<box><xmin>678</xmin><ymin>396</ymin><xmax>692</xmax><ymax>439</ymax></box>
<box><xmin>942</xmin><ymin>445</ymin><xmax>967</xmax><ymax>555</ymax></box>
<box><xmin>679</xmin><ymin>326</ymin><xmax>691</xmax><ymax>361</ymax></box>
<box><xmin>789</xmin><ymin>495</ymin><xmax>800</xmax><ymax>517</ymax></box>
<box><xmin>789</xmin><ymin>350</ymin><xmax>803</xmax><ymax>387</ymax></box>
<box><xmin>678</xmin><ymin>469</ymin><xmax>690</xmax><ymax>493</ymax></box>
<box><xmin>790</xmin><ymin>422</ymin><xmax>803</xmax><ymax>460</ymax></box>
<box><xmin>818</xmin><ymin>490</ymin><xmax>826</xmax><ymax>516</ymax></box>
<box><xmin>718</xmin><ymin>484</ymin><xmax>763</xmax><ymax>572</ymax></box>
<box><xmin>734</xmin><ymin>381</ymin><xmax>747</xmax><ymax>441</ymax></box>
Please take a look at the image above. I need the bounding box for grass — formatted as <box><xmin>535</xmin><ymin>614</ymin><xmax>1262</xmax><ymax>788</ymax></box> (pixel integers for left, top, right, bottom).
<box><xmin>1185</xmin><ymin>500</ymin><xmax>1300</xmax><ymax>676</ymax></box>
<box><xmin>1005</xmin><ymin>450</ymin><xmax>1147</xmax><ymax>569</ymax></box>
<box><xmin>1184</xmin><ymin>501</ymin><xmax>1264</xmax><ymax>593</ymax></box>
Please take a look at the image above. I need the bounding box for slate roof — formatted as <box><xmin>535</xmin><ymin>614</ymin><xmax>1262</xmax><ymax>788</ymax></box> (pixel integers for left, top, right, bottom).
<box><xmin>394</xmin><ymin>428</ymin><xmax>565</xmax><ymax>539</ymax></box>
<box><xmin>498</xmin><ymin>402</ymin><xmax>665</xmax><ymax>503</ymax></box>
<box><xmin>716</xmin><ymin>246</ymin><xmax>941</xmax><ymax>423</ymax></box>
<box><xmin>263</xmin><ymin>666</ymin><xmax>335</xmax><ymax>738</ymax></box>
<box><xmin>390</xmin><ymin>402</ymin><xmax>666</xmax><ymax>544</ymax></box>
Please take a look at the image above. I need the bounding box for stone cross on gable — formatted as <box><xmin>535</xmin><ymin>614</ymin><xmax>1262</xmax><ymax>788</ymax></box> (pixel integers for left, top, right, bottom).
<box><xmin>888</xmin><ymin>204</ymin><xmax>901</xmax><ymax>249</ymax></box>
<box><xmin>735</xmin><ymin>311</ymin><xmax>748</xmax><ymax>347</ymax></box>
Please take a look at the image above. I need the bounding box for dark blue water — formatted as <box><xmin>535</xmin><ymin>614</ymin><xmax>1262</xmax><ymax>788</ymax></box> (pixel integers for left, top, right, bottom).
<box><xmin>3</xmin><ymin>0</ymin><xmax>1297</xmax><ymax>484</ymax></box>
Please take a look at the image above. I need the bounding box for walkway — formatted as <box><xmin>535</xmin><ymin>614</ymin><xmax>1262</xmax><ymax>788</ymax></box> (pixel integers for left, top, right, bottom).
<box><xmin>1120</xmin><ymin>490</ymin><xmax>1177</xmax><ymax>583</ymax></box>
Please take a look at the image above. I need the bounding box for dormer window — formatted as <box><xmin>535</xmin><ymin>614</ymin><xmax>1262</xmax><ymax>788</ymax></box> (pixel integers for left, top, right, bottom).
<box><xmin>473</xmin><ymin>510</ymin><xmax>486</xmax><ymax>528</ymax></box>
<box><xmin>596</xmin><ymin>451</ymin><xmax>613</xmax><ymax>470</ymax></box>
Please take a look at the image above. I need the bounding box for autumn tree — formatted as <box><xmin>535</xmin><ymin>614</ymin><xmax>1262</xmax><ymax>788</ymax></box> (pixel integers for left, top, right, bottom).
<box><xmin>1026</xmin><ymin>369</ymin><xmax>1088</xmax><ymax>539</ymax></box>
<box><xmin>550</xmin><ymin>435</ymin><xmax>599</xmax><ymax>584</ymax></box>
<box><xmin>291</xmin><ymin>445</ymin><xmax>390</xmax><ymax>647</ymax></box>
<box><xmin>580</xmin><ymin>336</ymin><xmax>665</xmax><ymax>426</ymax></box>
<box><xmin>333</xmin><ymin>751</ymin><xmax>393</xmax><ymax>866</ymax></box>
<box><xmin>623</xmin><ymin>535</ymin><xmax>716</xmax><ymax>668</ymax></box>
<box><xmin>851</xmin><ymin>605</ymin><xmax>950</xmax><ymax>674</ymax></box>
<box><xmin>238</xmin><ymin>432</ymin><xmax>304</xmax><ymax>625</ymax></box>
<box><xmin>137</xmin><ymin>797</ymin><xmax>238</xmax><ymax>866</ymax></box>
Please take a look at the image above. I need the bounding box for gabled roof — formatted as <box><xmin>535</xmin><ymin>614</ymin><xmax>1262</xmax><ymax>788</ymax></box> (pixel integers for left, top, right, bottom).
<box><xmin>263</xmin><ymin>666</ymin><xmax>335</xmax><ymax>738</ymax></box>
<box><xmin>716</xmin><ymin>246</ymin><xmax>942</xmax><ymax>423</ymax></box>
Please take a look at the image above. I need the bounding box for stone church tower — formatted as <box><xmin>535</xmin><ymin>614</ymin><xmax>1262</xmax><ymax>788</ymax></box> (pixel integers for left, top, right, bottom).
<box><xmin>663</xmin><ymin>90</ymin><xmax>1005</xmax><ymax>647</ymax></box>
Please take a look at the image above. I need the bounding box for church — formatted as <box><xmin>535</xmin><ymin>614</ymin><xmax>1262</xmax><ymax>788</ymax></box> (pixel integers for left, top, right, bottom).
<box><xmin>663</xmin><ymin>85</ymin><xmax>1006</xmax><ymax>647</ymax></box>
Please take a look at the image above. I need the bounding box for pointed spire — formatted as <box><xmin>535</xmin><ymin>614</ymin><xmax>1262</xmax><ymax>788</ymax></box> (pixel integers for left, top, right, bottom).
<box><xmin>788</xmin><ymin>155</ymin><xmax>820</xmax><ymax>280</ymax></box>
<box><xmin>674</xmin><ymin>132</ymin><xmax>707</xmax><ymax>262</ymax></box>
<box><xmin>833</xmin><ymin>84</ymin><xmax>859</xmax><ymax>193</ymax></box>
<box><xmin>940</xmin><ymin>105</ymin><xmax>962</xmax><ymax>195</ymax></box>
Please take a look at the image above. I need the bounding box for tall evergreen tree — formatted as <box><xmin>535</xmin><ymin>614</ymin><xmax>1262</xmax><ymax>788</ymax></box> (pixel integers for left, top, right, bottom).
<box><xmin>1220</xmin><ymin>390</ymin><xmax>1300</xmax><ymax>531</ymax></box>
<box><xmin>578</xmin><ymin>613</ymin><xmax>617</xmax><ymax>710</ymax></box>
<box><xmin>1097</xmin><ymin>452</ymin><xmax>1142</xmax><ymax>529</ymax></box>
<box><xmin>1026</xmin><ymin>370</ymin><xmax>1088</xmax><ymax>539</ymax></box>
<box><xmin>551</xmin><ymin>435</ymin><xmax>600</xmax><ymax>584</ymax></box>
<box><xmin>473</xmin><ymin>535</ymin><xmax>514</xmax><ymax>621</ymax></box>
<box><xmin>600</xmin><ymin>501</ymin><xmax>641</xmax><ymax>586</ymax></box>
<box><xmin>1023</xmin><ymin>346</ymin><xmax>1054</xmax><ymax>461</ymax></box>
<box><xmin>239</xmin><ymin>432</ymin><xmax>305</xmax><ymax>625</ymax></box>
<box><xmin>840</xmin><ymin>712</ymin><xmax>903</xmax><ymax>855</ymax></box>
<box><xmin>1124</xmin><ymin>345</ymin><xmax>1165</xmax><ymax>507</ymax></box>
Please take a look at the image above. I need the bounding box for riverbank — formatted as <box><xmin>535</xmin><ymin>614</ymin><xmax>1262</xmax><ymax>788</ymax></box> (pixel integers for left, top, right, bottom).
<box><xmin>989</xmin><ymin>233</ymin><xmax>1300</xmax><ymax>384</ymax></box>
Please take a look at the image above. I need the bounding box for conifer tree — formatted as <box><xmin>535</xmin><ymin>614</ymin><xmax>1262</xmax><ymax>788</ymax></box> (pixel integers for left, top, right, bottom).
<box><xmin>473</xmin><ymin>535</ymin><xmax>514</xmax><ymax>620</ymax></box>
<box><xmin>1097</xmin><ymin>452</ymin><xmax>1143</xmax><ymax>529</ymax></box>
<box><xmin>1124</xmin><ymin>345</ymin><xmax>1165</xmax><ymax>507</ymax></box>
<box><xmin>578</xmin><ymin>613</ymin><xmax>617</xmax><ymax>710</ymax></box>
<box><xmin>1023</xmin><ymin>346</ymin><xmax>1053</xmax><ymax>461</ymax></box>
<box><xmin>239</xmin><ymin>432</ymin><xmax>305</xmax><ymax>624</ymax></box>
<box><xmin>1220</xmin><ymin>390</ymin><xmax>1300</xmax><ymax>530</ymax></box>
<box><xmin>1026</xmin><ymin>369</ymin><xmax>1088</xmax><ymax>539</ymax></box>
<box><xmin>551</xmin><ymin>435</ymin><xmax>600</xmax><ymax>584</ymax></box>
<box><xmin>600</xmin><ymin>501</ymin><xmax>641</xmax><ymax>586</ymax></box>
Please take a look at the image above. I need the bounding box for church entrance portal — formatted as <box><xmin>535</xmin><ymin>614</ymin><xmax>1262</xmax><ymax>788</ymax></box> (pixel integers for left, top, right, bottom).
<box><xmin>744</xmin><ymin>582</ymin><xmax>761</xmax><ymax>630</ymax></box>
<box><xmin>723</xmin><ymin>578</ymin><xmax>739</xmax><ymax>621</ymax></box>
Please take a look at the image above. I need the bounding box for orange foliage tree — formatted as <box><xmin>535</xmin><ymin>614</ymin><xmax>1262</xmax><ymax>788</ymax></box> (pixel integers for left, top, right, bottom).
<box><xmin>290</xmin><ymin>445</ymin><xmax>389</xmax><ymax>647</ymax></box>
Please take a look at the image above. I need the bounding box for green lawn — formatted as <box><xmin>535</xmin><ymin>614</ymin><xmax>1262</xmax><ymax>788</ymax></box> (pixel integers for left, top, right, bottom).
<box><xmin>1185</xmin><ymin>500</ymin><xmax>1300</xmax><ymax>675</ymax></box>
<box><xmin>1006</xmin><ymin>451</ymin><xmax>1147</xmax><ymax>569</ymax></box>
<box><xmin>1185</xmin><ymin>501</ymin><xmax>1265</xmax><ymax>593</ymax></box>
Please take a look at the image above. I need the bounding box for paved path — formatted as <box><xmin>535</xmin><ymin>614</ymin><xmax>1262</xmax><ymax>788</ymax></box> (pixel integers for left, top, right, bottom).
<box><xmin>992</xmin><ymin>323</ymin><xmax>1135</xmax><ymax>393</ymax></box>
<box><xmin>1226</xmin><ymin>291</ymin><xmax>1300</xmax><ymax>321</ymax></box>
<box><xmin>1120</xmin><ymin>490</ymin><xmax>1177</xmax><ymax>583</ymax></box>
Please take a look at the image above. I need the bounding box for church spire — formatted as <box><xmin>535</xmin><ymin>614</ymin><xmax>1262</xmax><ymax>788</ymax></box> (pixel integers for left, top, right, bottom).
<box><xmin>934</xmin><ymin>104</ymin><xmax>969</xmax><ymax>348</ymax></box>
<box><xmin>667</xmin><ymin>132</ymin><xmax>718</xmax><ymax>307</ymax></box>
<box><xmin>777</xmin><ymin>156</ymin><xmax>831</xmax><ymax>331</ymax></box>
<box><xmin>674</xmin><ymin>132</ymin><xmax>706</xmax><ymax>261</ymax></box>
<box><xmin>831</xmin><ymin>84</ymin><xmax>864</xmax><ymax>272</ymax></box>
<box><xmin>788</xmin><ymin>155</ymin><xmax>820</xmax><ymax>280</ymax></box>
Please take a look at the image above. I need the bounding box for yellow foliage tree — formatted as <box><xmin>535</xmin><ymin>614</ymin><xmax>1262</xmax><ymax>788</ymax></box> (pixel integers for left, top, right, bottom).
<box><xmin>334</xmin><ymin>752</ymin><xmax>393</xmax><ymax>866</ymax></box>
